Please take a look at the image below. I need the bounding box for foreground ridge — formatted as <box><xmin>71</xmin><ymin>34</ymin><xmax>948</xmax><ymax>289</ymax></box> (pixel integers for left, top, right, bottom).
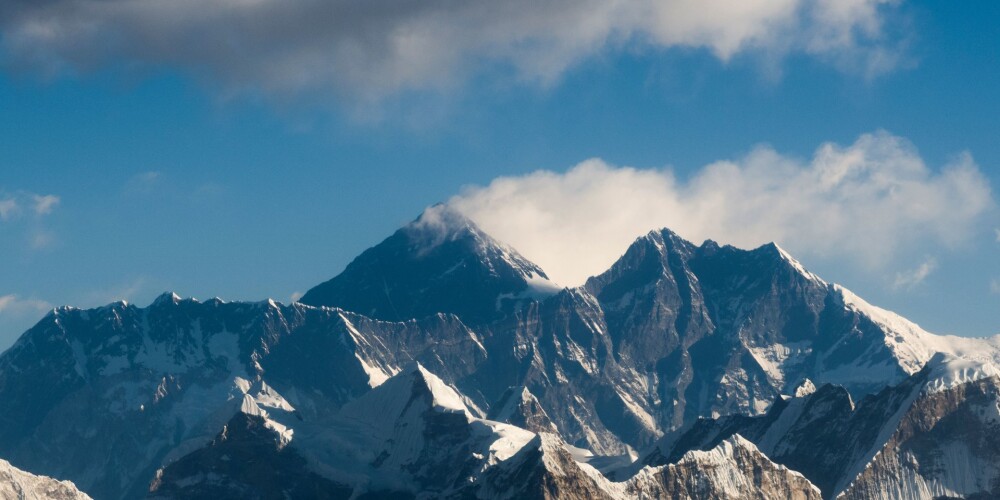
<box><xmin>640</xmin><ymin>353</ymin><xmax>1000</xmax><ymax>499</ymax></box>
<box><xmin>0</xmin><ymin>458</ymin><xmax>91</xmax><ymax>500</ymax></box>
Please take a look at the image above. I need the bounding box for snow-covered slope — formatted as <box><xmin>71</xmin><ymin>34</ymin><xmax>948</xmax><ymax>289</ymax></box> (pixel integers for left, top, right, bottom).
<box><xmin>307</xmin><ymin>363</ymin><xmax>539</xmax><ymax>497</ymax></box>
<box><xmin>154</xmin><ymin>363</ymin><xmax>545</xmax><ymax>499</ymax></box>
<box><xmin>836</xmin><ymin>284</ymin><xmax>1000</xmax><ymax>375</ymax></box>
<box><xmin>0</xmin><ymin>459</ymin><xmax>91</xmax><ymax>500</ymax></box>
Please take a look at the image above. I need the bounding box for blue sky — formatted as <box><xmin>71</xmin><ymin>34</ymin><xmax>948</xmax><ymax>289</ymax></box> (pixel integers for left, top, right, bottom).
<box><xmin>0</xmin><ymin>0</ymin><xmax>997</xmax><ymax>347</ymax></box>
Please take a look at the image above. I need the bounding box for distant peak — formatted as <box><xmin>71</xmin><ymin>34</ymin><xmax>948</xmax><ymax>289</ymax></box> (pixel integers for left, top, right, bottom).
<box><xmin>627</xmin><ymin>227</ymin><xmax>697</xmax><ymax>258</ymax></box>
<box><xmin>151</xmin><ymin>292</ymin><xmax>182</xmax><ymax>307</ymax></box>
<box><xmin>768</xmin><ymin>242</ymin><xmax>798</xmax><ymax>263</ymax></box>
<box><xmin>755</xmin><ymin>242</ymin><xmax>825</xmax><ymax>283</ymax></box>
<box><xmin>677</xmin><ymin>433</ymin><xmax>762</xmax><ymax>465</ymax></box>
<box><xmin>300</xmin><ymin>203</ymin><xmax>552</xmax><ymax>322</ymax></box>
<box><xmin>406</xmin><ymin>204</ymin><xmax>481</xmax><ymax>244</ymax></box>
<box><xmin>413</xmin><ymin>203</ymin><xmax>473</xmax><ymax>227</ymax></box>
<box><xmin>721</xmin><ymin>433</ymin><xmax>756</xmax><ymax>449</ymax></box>
<box><xmin>102</xmin><ymin>299</ymin><xmax>130</xmax><ymax>309</ymax></box>
<box><xmin>340</xmin><ymin>362</ymin><xmax>471</xmax><ymax>431</ymax></box>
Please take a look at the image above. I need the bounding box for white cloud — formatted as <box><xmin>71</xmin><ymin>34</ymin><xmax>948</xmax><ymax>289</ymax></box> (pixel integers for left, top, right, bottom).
<box><xmin>29</xmin><ymin>230</ymin><xmax>57</xmax><ymax>250</ymax></box>
<box><xmin>31</xmin><ymin>194</ymin><xmax>60</xmax><ymax>215</ymax></box>
<box><xmin>0</xmin><ymin>198</ymin><xmax>18</xmax><ymax>220</ymax></box>
<box><xmin>892</xmin><ymin>257</ymin><xmax>936</xmax><ymax>290</ymax></box>
<box><xmin>0</xmin><ymin>294</ymin><xmax>53</xmax><ymax>316</ymax></box>
<box><xmin>80</xmin><ymin>276</ymin><xmax>149</xmax><ymax>306</ymax></box>
<box><xmin>0</xmin><ymin>294</ymin><xmax>54</xmax><ymax>345</ymax></box>
<box><xmin>124</xmin><ymin>171</ymin><xmax>162</xmax><ymax>194</ymax></box>
<box><xmin>0</xmin><ymin>192</ymin><xmax>60</xmax><ymax>251</ymax></box>
<box><xmin>290</xmin><ymin>291</ymin><xmax>304</xmax><ymax>303</ymax></box>
<box><xmin>449</xmin><ymin>131</ymin><xmax>993</xmax><ymax>286</ymax></box>
<box><xmin>0</xmin><ymin>192</ymin><xmax>60</xmax><ymax>220</ymax></box>
<box><xmin>992</xmin><ymin>278</ymin><xmax>1000</xmax><ymax>294</ymax></box>
<box><xmin>0</xmin><ymin>0</ymin><xmax>905</xmax><ymax>101</ymax></box>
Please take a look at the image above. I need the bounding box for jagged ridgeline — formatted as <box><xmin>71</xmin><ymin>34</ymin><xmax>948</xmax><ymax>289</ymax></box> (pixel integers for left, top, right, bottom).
<box><xmin>1</xmin><ymin>204</ymin><xmax>1000</xmax><ymax>499</ymax></box>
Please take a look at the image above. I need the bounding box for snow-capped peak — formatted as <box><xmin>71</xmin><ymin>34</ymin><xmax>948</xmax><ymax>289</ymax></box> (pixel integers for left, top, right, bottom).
<box><xmin>150</xmin><ymin>292</ymin><xmax>182</xmax><ymax>307</ymax></box>
<box><xmin>681</xmin><ymin>433</ymin><xmax>758</xmax><ymax>463</ymax></box>
<box><xmin>231</xmin><ymin>377</ymin><xmax>296</xmax><ymax>446</ymax></box>
<box><xmin>770</xmin><ymin>243</ymin><xmax>825</xmax><ymax>283</ymax></box>
<box><xmin>404</xmin><ymin>203</ymin><xmax>516</xmax><ymax>261</ymax></box>
<box><xmin>407</xmin><ymin>203</ymin><xmax>479</xmax><ymax>244</ymax></box>
<box><xmin>411</xmin><ymin>363</ymin><xmax>469</xmax><ymax>413</ymax></box>
<box><xmin>339</xmin><ymin>362</ymin><xmax>471</xmax><ymax>436</ymax></box>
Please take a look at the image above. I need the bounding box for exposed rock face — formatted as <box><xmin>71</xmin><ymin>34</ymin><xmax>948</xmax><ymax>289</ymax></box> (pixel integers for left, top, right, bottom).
<box><xmin>0</xmin><ymin>458</ymin><xmax>91</xmax><ymax>500</ymax></box>
<box><xmin>642</xmin><ymin>354</ymin><xmax>1000</xmax><ymax>499</ymax></box>
<box><xmin>487</xmin><ymin>386</ymin><xmax>558</xmax><ymax>433</ymax></box>
<box><xmin>626</xmin><ymin>435</ymin><xmax>821</xmax><ymax>500</ymax></box>
<box><xmin>839</xmin><ymin>364</ymin><xmax>1000</xmax><ymax>499</ymax></box>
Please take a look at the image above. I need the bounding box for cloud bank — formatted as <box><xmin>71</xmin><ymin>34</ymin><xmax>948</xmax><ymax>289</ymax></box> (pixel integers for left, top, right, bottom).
<box><xmin>1</xmin><ymin>0</ymin><xmax>904</xmax><ymax>100</ymax></box>
<box><xmin>449</xmin><ymin>131</ymin><xmax>993</xmax><ymax>286</ymax></box>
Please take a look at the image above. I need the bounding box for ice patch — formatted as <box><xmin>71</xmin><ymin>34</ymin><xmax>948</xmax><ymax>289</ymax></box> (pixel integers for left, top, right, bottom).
<box><xmin>922</xmin><ymin>354</ymin><xmax>1000</xmax><ymax>394</ymax></box>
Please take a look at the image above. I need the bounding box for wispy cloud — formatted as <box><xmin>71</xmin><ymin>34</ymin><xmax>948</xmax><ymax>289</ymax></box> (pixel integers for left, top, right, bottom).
<box><xmin>31</xmin><ymin>194</ymin><xmax>60</xmax><ymax>215</ymax></box>
<box><xmin>80</xmin><ymin>276</ymin><xmax>149</xmax><ymax>306</ymax></box>
<box><xmin>893</xmin><ymin>258</ymin><xmax>937</xmax><ymax>291</ymax></box>
<box><xmin>450</xmin><ymin>131</ymin><xmax>993</xmax><ymax>286</ymax></box>
<box><xmin>0</xmin><ymin>198</ymin><xmax>18</xmax><ymax>220</ymax></box>
<box><xmin>991</xmin><ymin>278</ymin><xmax>1000</xmax><ymax>294</ymax></box>
<box><xmin>0</xmin><ymin>192</ymin><xmax>61</xmax><ymax>221</ymax></box>
<box><xmin>0</xmin><ymin>294</ymin><xmax>55</xmax><ymax>347</ymax></box>
<box><xmin>1</xmin><ymin>191</ymin><xmax>62</xmax><ymax>251</ymax></box>
<box><xmin>29</xmin><ymin>230</ymin><xmax>57</xmax><ymax>250</ymax></box>
<box><xmin>0</xmin><ymin>294</ymin><xmax>53</xmax><ymax>316</ymax></box>
<box><xmin>123</xmin><ymin>171</ymin><xmax>163</xmax><ymax>195</ymax></box>
<box><xmin>0</xmin><ymin>0</ymin><xmax>908</xmax><ymax>102</ymax></box>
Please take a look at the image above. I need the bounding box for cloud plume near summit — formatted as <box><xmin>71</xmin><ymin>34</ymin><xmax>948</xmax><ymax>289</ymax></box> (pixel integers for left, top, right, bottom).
<box><xmin>449</xmin><ymin>132</ymin><xmax>993</xmax><ymax>286</ymax></box>
<box><xmin>1</xmin><ymin>0</ymin><xmax>904</xmax><ymax>100</ymax></box>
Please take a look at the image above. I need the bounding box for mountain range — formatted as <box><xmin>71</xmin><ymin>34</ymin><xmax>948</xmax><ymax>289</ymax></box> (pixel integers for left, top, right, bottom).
<box><xmin>0</xmin><ymin>204</ymin><xmax>998</xmax><ymax>499</ymax></box>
